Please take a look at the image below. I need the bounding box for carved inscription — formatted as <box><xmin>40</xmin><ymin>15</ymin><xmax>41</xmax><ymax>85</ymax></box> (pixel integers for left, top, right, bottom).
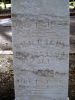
<box><xmin>14</xmin><ymin>39</ymin><xmax>68</xmax><ymax>48</ymax></box>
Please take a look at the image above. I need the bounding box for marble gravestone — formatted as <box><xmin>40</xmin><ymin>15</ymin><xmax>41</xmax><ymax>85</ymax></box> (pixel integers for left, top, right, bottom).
<box><xmin>12</xmin><ymin>0</ymin><xmax>69</xmax><ymax>100</ymax></box>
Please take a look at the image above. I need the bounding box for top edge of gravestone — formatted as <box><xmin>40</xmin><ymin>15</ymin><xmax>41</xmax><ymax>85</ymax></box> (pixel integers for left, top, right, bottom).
<box><xmin>11</xmin><ymin>0</ymin><xmax>69</xmax><ymax>17</ymax></box>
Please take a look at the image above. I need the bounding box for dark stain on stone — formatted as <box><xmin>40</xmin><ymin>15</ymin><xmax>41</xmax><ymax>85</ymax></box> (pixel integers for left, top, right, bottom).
<box><xmin>33</xmin><ymin>69</ymin><xmax>54</xmax><ymax>77</ymax></box>
<box><xmin>31</xmin><ymin>55</ymin><xmax>40</xmax><ymax>59</ymax></box>
<box><xmin>11</xmin><ymin>13</ymin><xmax>17</xmax><ymax>18</ymax></box>
<box><xmin>55</xmin><ymin>71</ymin><xmax>67</xmax><ymax>76</ymax></box>
<box><xmin>15</xmin><ymin>51</ymin><xmax>30</xmax><ymax>60</ymax></box>
<box><xmin>15</xmin><ymin>51</ymin><xmax>43</xmax><ymax>61</ymax></box>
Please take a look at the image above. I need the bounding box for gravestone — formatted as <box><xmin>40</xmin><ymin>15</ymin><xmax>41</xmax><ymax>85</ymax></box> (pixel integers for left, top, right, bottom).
<box><xmin>12</xmin><ymin>0</ymin><xmax>69</xmax><ymax>100</ymax></box>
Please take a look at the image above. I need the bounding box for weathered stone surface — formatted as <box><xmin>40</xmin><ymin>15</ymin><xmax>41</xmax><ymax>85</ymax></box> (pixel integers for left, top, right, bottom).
<box><xmin>12</xmin><ymin>0</ymin><xmax>69</xmax><ymax>100</ymax></box>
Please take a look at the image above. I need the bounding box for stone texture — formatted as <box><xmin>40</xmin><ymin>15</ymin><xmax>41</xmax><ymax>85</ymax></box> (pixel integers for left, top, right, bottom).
<box><xmin>12</xmin><ymin>0</ymin><xmax>69</xmax><ymax>100</ymax></box>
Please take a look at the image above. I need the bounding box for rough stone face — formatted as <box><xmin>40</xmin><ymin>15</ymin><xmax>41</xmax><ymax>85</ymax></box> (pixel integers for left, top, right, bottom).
<box><xmin>12</xmin><ymin>0</ymin><xmax>69</xmax><ymax>100</ymax></box>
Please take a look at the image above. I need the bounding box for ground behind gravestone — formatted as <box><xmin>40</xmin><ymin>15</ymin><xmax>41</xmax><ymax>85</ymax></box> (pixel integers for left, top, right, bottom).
<box><xmin>0</xmin><ymin>18</ymin><xmax>14</xmax><ymax>100</ymax></box>
<box><xmin>0</xmin><ymin>55</ymin><xmax>15</xmax><ymax>100</ymax></box>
